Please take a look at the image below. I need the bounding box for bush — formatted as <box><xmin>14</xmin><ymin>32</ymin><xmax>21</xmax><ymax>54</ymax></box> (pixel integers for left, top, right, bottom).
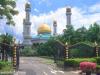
<box><xmin>80</xmin><ymin>62</ymin><xmax>96</xmax><ymax>71</ymax></box>
<box><xmin>21</xmin><ymin>46</ymin><xmax>37</xmax><ymax>56</ymax></box>
<box><xmin>64</xmin><ymin>59</ymin><xmax>78</xmax><ymax>67</ymax></box>
<box><xmin>96</xmin><ymin>65</ymin><xmax>100</xmax><ymax>74</ymax></box>
<box><xmin>0</xmin><ymin>61</ymin><xmax>6</xmax><ymax>69</ymax></box>
<box><xmin>64</xmin><ymin>58</ymin><xmax>96</xmax><ymax>67</ymax></box>
<box><xmin>96</xmin><ymin>65</ymin><xmax>100</xmax><ymax>70</ymax></box>
<box><xmin>95</xmin><ymin>57</ymin><xmax>100</xmax><ymax>65</ymax></box>
<box><xmin>0</xmin><ymin>61</ymin><xmax>12</xmax><ymax>70</ymax></box>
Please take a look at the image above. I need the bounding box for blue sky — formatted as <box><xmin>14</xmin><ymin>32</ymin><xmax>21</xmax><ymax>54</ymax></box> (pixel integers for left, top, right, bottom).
<box><xmin>29</xmin><ymin>0</ymin><xmax>100</xmax><ymax>15</ymax></box>
<box><xmin>0</xmin><ymin>0</ymin><xmax>100</xmax><ymax>42</ymax></box>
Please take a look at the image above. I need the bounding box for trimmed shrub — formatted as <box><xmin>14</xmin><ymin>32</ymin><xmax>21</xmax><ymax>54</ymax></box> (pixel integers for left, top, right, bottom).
<box><xmin>96</xmin><ymin>65</ymin><xmax>100</xmax><ymax>70</ymax></box>
<box><xmin>80</xmin><ymin>62</ymin><xmax>96</xmax><ymax>71</ymax></box>
<box><xmin>95</xmin><ymin>57</ymin><xmax>100</xmax><ymax>65</ymax></box>
<box><xmin>0</xmin><ymin>61</ymin><xmax>11</xmax><ymax>70</ymax></box>
<box><xmin>96</xmin><ymin>65</ymin><xmax>100</xmax><ymax>75</ymax></box>
<box><xmin>64</xmin><ymin>58</ymin><xmax>96</xmax><ymax>67</ymax></box>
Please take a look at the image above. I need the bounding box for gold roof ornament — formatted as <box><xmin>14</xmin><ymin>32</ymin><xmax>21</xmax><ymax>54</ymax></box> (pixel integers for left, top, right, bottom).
<box><xmin>37</xmin><ymin>24</ymin><xmax>51</xmax><ymax>34</ymax></box>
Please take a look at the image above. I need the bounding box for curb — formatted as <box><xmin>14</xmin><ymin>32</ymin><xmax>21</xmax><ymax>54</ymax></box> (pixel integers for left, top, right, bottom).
<box><xmin>0</xmin><ymin>71</ymin><xmax>14</xmax><ymax>75</ymax></box>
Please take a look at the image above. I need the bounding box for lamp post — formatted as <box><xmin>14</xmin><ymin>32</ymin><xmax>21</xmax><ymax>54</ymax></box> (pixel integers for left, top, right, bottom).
<box><xmin>65</xmin><ymin>42</ymin><xmax>69</xmax><ymax>59</ymax></box>
<box><xmin>95</xmin><ymin>41</ymin><xmax>98</xmax><ymax>57</ymax></box>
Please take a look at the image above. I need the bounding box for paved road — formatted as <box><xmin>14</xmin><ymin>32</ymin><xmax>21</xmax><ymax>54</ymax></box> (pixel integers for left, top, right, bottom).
<box><xmin>14</xmin><ymin>57</ymin><xmax>81</xmax><ymax>75</ymax></box>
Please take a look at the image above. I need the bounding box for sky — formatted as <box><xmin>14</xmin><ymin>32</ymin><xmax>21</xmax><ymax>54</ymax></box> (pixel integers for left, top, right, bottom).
<box><xmin>0</xmin><ymin>0</ymin><xmax>100</xmax><ymax>42</ymax></box>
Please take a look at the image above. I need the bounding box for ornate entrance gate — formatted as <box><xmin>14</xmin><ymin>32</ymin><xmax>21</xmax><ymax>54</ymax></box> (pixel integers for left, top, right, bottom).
<box><xmin>54</xmin><ymin>40</ymin><xmax>66</xmax><ymax>67</ymax></box>
<box><xmin>0</xmin><ymin>41</ymin><xmax>21</xmax><ymax>70</ymax></box>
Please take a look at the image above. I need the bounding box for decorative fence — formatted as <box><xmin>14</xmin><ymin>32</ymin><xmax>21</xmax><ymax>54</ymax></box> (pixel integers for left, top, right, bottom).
<box><xmin>53</xmin><ymin>41</ymin><xmax>100</xmax><ymax>68</ymax></box>
<box><xmin>0</xmin><ymin>42</ymin><xmax>21</xmax><ymax>70</ymax></box>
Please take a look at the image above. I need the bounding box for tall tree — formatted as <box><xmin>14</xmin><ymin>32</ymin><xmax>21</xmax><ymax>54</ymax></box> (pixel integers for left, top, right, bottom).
<box><xmin>87</xmin><ymin>23</ymin><xmax>100</xmax><ymax>43</ymax></box>
<box><xmin>75</xmin><ymin>26</ymin><xmax>87</xmax><ymax>42</ymax></box>
<box><xmin>0</xmin><ymin>33</ymin><xmax>13</xmax><ymax>61</ymax></box>
<box><xmin>0</xmin><ymin>0</ymin><xmax>18</xmax><ymax>25</ymax></box>
<box><xmin>63</xmin><ymin>24</ymin><xmax>75</xmax><ymax>44</ymax></box>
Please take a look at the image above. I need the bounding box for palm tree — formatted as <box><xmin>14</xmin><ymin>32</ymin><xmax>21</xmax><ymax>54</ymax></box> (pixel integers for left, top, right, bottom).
<box><xmin>0</xmin><ymin>33</ymin><xmax>13</xmax><ymax>61</ymax></box>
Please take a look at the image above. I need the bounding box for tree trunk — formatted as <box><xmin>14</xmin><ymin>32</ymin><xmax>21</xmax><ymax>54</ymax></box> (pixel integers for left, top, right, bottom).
<box><xmin>5</xmin><ymin>51</ymin><xmax>8</xmax><ymax>61</ymax></box>
<box><xmin>2</xmin><ymin>50</ymin><xmax>5</xmax><ymax>61</ymax></box>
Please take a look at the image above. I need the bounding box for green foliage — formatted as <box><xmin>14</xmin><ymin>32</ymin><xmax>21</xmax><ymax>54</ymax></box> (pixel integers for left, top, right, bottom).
<box><xmin>87</xmin><ymin>23</ymin><xmax>100</xmax><ymax>43</ymax></box>
<box><xmin>0</xmin><ymin>61</ymin><xmax>12</xmax><ymax>71</ymax></box>
<box><xmin>64</xmin><ymin>58</ymin><xmax>96</xmax><ymax>67</ymax></box>
<box><xmin>0</xmin><ymin>0</ymin><xmax>18</xmax><ymax>25</ymax></box>
<box><xmin>62</xmin><ymin>23</ymin><xmax>100</xmax><ymax>45</ymax></box>
<box><xmin>63</xmin><ymin>24</ymin><xmax>75</xmax><ymax>44</ymax></box>
<box><xmin>96</xmin><ymin>65</ymin><xmax>100</xmax><ymax>70</ymax></box>
<box><xmin>21</xmin><ymin>46</ymin><xmax>36</xmax><ymax>56</ymax></box>
<box><xmin>37</xmin><ymin>37</ymin><xmax>57</xmax><ymax>56</ymax></box>
<box><xmin>95</xmin><ymin>57</ymin><xmax>100</xmax><ymax>65</ymax></box>
<box><xmin>74</xmin><ymin>26</ymin><xmax>87</xmax><ymax>43</ymax></box>
<box><xmin>35</xmin><ymin>22</ymin><xmax>100</xmax><ymax>58</ymax></box>
<box><xmin>69</xmin><ymin>43</ymin><xmax>94</xmax><ymax>58</ymax></box>
<box><xmin>0</xmin><ymin>33</ymin><xmax>13</xmax><ymax>56</ymax></box>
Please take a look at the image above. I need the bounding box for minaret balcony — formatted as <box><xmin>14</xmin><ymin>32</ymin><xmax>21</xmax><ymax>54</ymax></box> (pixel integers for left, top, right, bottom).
<box><xmin>66</xmin><ymin>12</ymin><xmax>72</xmax><ymax>15</ymax></box>
<box><xmin>25</xmin><ymin>8</ymin><xmax>31</xmax><ymax>12</ymax></box>
<box><xmin>24</xmin><ymin>21</ymin><xmax>31</xmax><ymax>25</ymax></box>
<box><xmin>24</xmin><ymin>35</ymin><xmax>31</xmax><ymax>39</ymax></box>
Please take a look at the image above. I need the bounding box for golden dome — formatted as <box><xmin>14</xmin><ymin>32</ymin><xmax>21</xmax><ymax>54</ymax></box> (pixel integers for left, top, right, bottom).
<box><xmin>38</xmin><ymin>24</ymin><xmax>51</xmax><ymax>34</ymax></box>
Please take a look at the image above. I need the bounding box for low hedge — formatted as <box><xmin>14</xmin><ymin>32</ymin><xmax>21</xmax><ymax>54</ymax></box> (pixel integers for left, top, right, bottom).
<box><xmin>96</xmin><ymin>65</ymin><xmax>100</xmax><ymax>70</ymax></box>
<box><xmin>95</xmin><ymin>57</ymin><xmax>100</xmax><ymax>65</ymax></box>
<box><xmin>64</xmin><ymin>58</ymin><xmax>97</xmax><ymax>67</ymax></box>
<box><xmin>0</xmin><ymin>61</ymin><xmax>13</xmax><ymax>71</ymax></box>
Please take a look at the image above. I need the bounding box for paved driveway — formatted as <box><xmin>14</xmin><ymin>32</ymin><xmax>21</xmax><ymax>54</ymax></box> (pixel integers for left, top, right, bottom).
<box><xmin>14</xmin><ymin>57</ymin><xmax>95</xmax><ymax>75</ymax></box>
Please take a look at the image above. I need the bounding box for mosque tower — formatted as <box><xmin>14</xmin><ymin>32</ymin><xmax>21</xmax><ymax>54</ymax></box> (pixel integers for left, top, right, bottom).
<box><xmin>23</xmin><ymin>2</ymin><xmax>32</xmax><ymax>45</ymax></box>
<box><xmin>66</xmin><ymin>7</ymin><xmax>72</xmax><ymax>25</ymax></box>
<box><xmin>53</xmin><ymin>20</ymin><xmax>57</xmax><ymax>36</ymax></box>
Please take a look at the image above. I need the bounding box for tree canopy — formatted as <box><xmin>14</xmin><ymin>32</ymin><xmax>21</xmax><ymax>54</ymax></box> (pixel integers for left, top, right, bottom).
<box><xmin>0</xmin><ymin>0</ymin><xmax>18</xmax><ymax>25</ymax></box>
<box><xmin>36</xmin><ymin>22</ymin><xmax>100</xmax><ymax>56</ymax></box>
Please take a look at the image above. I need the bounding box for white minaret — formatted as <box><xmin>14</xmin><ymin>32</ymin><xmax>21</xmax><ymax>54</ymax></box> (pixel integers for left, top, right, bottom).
<box><xmin>66</xmin><ymin>7</ymin><xmax>72</xmax><ymax>25</ymax></box>
<box><xmin>53</xmin><ymin>20</ymin><xmax>57</xmax><ymax>36</ymax></box>
<box><xmin>23</xmin><ymin>2</ymin><xmax>32</xmax><ymax>46</ymax></box>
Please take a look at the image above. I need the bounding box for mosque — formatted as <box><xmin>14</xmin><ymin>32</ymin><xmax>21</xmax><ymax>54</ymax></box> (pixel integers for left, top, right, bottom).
<box><xmin>32</xmin><ymin>23</ymin><xmax>54</xmax><ymax>44</ymax></box>
<box><xmin>22</xmin><ymin>2</ymin><xmax>72</xmax><ymax>46</ymax></box>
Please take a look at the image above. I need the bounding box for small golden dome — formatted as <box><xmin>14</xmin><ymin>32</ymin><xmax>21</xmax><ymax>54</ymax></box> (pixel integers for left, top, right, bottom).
<box><xmin>38</xmin><ymin>24</ymin><xmax>51</xmax><ymax>34</ymax></box>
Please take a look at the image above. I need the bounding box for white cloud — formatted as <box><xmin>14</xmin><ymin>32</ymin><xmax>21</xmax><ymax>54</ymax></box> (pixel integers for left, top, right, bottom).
<box><xmin>89</xmin><ymin>3</ymin><xmax>100</xmax><ymax>13</ymax></box>
<box><xmin>34</xmin><ymin>8</ymin><xmax>39</xmax><ymax>13</ymax></box>
<box><xmin>2</xmin><ymin>0</ymin><xmax>99</xmax><ymax>41</ymax></box>
<box><xmin>38</xmin><ymin>0</ymin><xmax>51</xmax><ymax>6</ymax></box>
<box><xmin>12</xmin><ymin>0</ymin><xmax>26</xmax><ymax>41</ymax></box>
<box><xmin>31</xmin><ymin>6</ymin><xmax>100</xmax><ymax>35</ymax></box>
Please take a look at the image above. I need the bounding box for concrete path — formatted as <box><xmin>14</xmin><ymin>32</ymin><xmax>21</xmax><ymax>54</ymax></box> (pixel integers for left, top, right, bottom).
<box><xmin>14</xmin><ymin>57</ymin><xmax>95</xmax><ymax>75</ymax></box>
